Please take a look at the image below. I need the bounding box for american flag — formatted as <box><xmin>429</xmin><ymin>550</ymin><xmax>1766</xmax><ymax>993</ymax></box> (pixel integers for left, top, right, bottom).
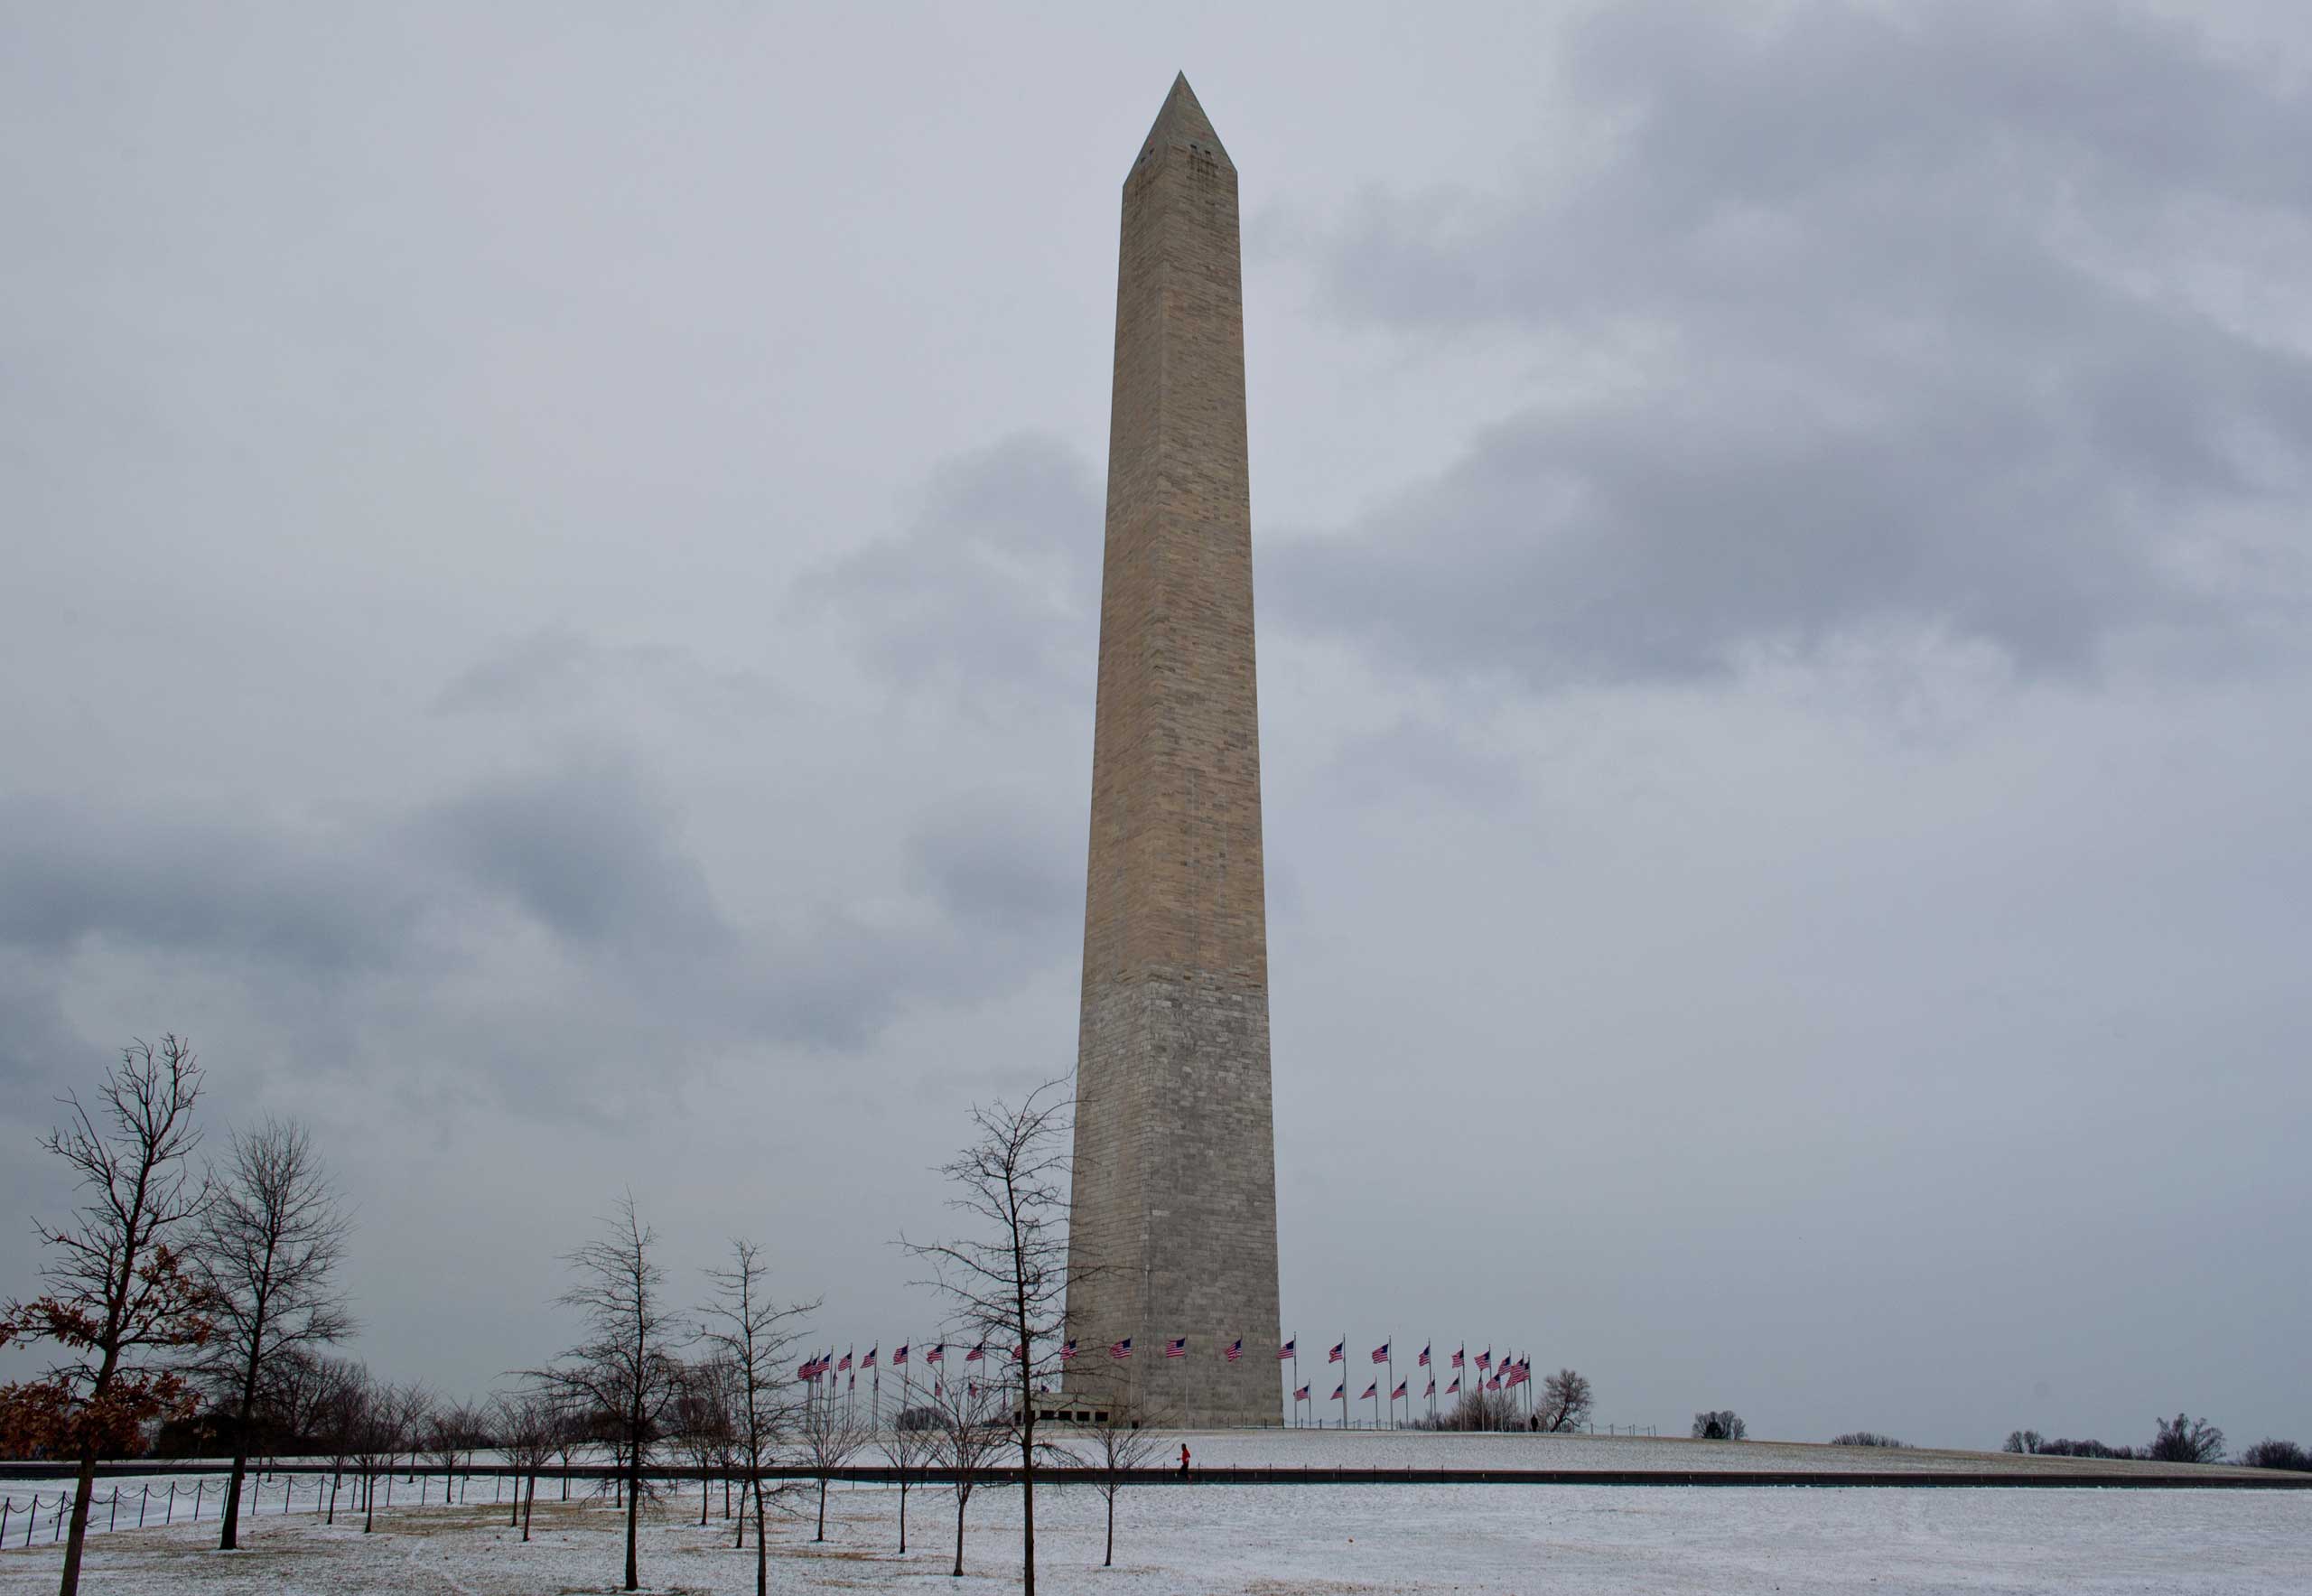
<box><xmin>1451</xmin><ymin>1346</ymin><xmax>1464</xmax><ymax>1369</ymax></box>
<box><xmin>1418</xmin><ymin>1344</ymin><xmax>1431</xmax><ymax>1367</ymax></box>
<box><xmin>1487</xmin><ymin>1376</ymin><xmax>1502</xmax><ymax>1392</ymax></box>
<box><xmin>838</xmin><ymin>1349</ymin><xmax>853</xmax><ymax>1374</ymax></box>
<box><xmin>892</xmin><ymin>1344</ymin><xmax>909</xmax><ymax>1367</ymax></box>
<box><xmin>1293</xmin><ymin>1384</ymin><xmax>1310</xmax><ymax>1401</ymax></box>
<box><xmin>796</xmin><ymin>1358</ymin><xmax>816</xmax><ymax>1383</ymax></box>
<box><xmin>1013</xmin><ymin>1344</ymin><xmax>1027</xmax><ymax>1362</ymax></box>
<box><xmin>1370</xmin><ymin>1342</ymin><xmax>1389</xmax><ymax>1365</ymax></box>
<box><xmin>1508</xmin><ymin>1361</ymin><xmax>1530</xmax><ymax>1387</ymax></box>
<box><xmin>1225</xmin><ymin>1339</ymin><xmax>1243</xmax><ymax>1363</ymax></box>
<box><xmin>965</xmin><ymin>1344</ymin><xmax>985</xmax><ymax>1363</ymax></box>
<box><xmin>1447</xmin><ymin>1377</ymin><xmax>1460</xmax><ymax>1395</ymax></box>
<box><xmin>934</xmin><ymin>1380</ymin><xmax>945</xmax><ymax>1397</ymax></box>
<box><xmin>1278</xmin><ymin>1339</ymin><xmax>1296</xmax><ymax>1360</ymax></box>
<box><xmin>1060</xmin><ymin>1339</ymin><xmax>1077</xmax><ymax>1363</ymax></box>
<box><xmin>1110</xmin><ymin>1338</ymin><xmax>1133</xmax><ymax>1360</ymax></box>
<box><xmin>1166</xmin><ymin>1338</ymin><xmax>1188</xmax><ymax>1359</ymax></box>
<box><xmin>1425</xmin><ymin>1378</ymin><xmax>1436</xmax><ymax>1397</ymax></box>
<box><xmin>1331</xmin><ymin>1384</ymin><xmax>1345</xmax><ymax>1402</ymax></box>
<box><xmin>1361</xmin><ymin>1382</ymin><xmax>1378</xmax><ymax>1401</ymax></box>
<box><xmin>1392</xmin><ymin>1380</ymin><xmax>1407</xmax><ymax>1400</ymax></box>
<box><xmin>968</xmin><ymin>1380</ymin><xmax>980</xmax><ymax>1397</ymax></box>
<box><xmin>863</xmin><ymin>1346</ymin><xmax>877</xmax><ymax>1370</ymax></box>
<box><xmin>925</xmin><ymin>1344</ymin><xmax>944</xmax><ymax>1366</ymax></box>
<box><xmin>1328</xmin><ymin>1340</ymin><xmax>1344</xmax><ymax>1364</ymax></box>
<box><xmin>1477</xmin><ymin>1348</ymin><xmax>1491</xmax><ymax>1372</ymax></box>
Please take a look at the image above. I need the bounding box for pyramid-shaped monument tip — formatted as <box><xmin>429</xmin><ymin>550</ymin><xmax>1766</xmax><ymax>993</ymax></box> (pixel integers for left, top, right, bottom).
<box><xmin>1133</xmin><ymin>70</ymin><xmax>1231</xmax><ymax>173</ymax></box>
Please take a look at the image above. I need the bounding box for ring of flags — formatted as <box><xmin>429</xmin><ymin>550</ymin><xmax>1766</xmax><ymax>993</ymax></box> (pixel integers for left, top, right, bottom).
<box><xmin>792</xmin><ymin>1333</ymin><xmax>1552</xmax><ymax>1424</ymax></box>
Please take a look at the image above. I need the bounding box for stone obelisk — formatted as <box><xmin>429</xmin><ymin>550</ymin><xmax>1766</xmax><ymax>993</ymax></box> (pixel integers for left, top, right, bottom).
<box><xmin>1065</xmin><ymin>74</ymin><xmax>1281</xmax><ymax>1428</ymax></box>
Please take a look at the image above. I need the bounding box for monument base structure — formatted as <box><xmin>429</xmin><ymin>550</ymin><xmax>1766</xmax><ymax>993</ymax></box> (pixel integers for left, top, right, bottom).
<box><xmin>1063</xmin><ymin>75</ymin><xmax>1282</xmax><ymax>1429</ymax></box>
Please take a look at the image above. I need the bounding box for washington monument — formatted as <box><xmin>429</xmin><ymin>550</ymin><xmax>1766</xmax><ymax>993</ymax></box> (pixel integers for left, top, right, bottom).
<box><xmin>1064</xmin><ymin>74</ymin><xmax>1282</xmax><ymax>1427</ymax></box>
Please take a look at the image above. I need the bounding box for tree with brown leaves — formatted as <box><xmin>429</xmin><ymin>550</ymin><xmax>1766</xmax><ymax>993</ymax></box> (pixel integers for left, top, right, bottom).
<box><xmin>0</xmin><ymin>1036</ymin><xmax>214</xmax><ymax>1596</ymax></box>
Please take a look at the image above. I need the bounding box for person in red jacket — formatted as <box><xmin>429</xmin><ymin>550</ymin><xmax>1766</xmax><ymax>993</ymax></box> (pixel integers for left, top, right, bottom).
<box><xmin>1179</xmin><ymin>1442</ymin><xmax>1191</xmax><ymax>1475</ymax></box>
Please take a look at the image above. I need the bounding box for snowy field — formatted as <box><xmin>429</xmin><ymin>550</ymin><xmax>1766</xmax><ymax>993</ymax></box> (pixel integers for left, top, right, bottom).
<box><xmin>4</xmin><ymin>1435</ymin><xmax>2305</xmax><ymax>1594</ymax></box>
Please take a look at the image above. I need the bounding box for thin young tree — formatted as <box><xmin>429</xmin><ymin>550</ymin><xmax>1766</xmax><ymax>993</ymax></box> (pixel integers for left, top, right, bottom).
<box><xmin>493</xmin><ymin>1390</ymin><xmax>558</xmax><ymax>1541</ymax></box>
<box><xmin>669</xmin><ymin>1358</ymin><xmax>737</xmax><ymax>1526</ymax></box>
<box><xmin>535</xmin><ymin>1192</ymin><xmax>688</xmax><ymax>1593</ymax></box>
<box><xmin>0</xmin><ymin>1036</ymin><xmax>213</xmax><ymax>1596</ymax></box>
<box><xmin>189</xmin><ymin>1115</ymin><xmax>355</xmax><ymax>1549</ymax></box>
<box><xmin>696</xmin><ymin>1238</ymin><xmax>814</xmax><ymax>1596</ymax></box>
<box><xmin>902</xmin><ymin>1079</ymin><xmax>1077</xmax><ymax>1596</ymax></box>
<box><xmin>424</xmin><ymin>1401</ymin><xmax>484</xmax><ymax>1507</ymax></box>
<box><xmin>350</xmin><ymin>1377</ymin><xmax>422</xmax><ymax>1533</ymax></box>
<box><xmin>879</xmin><ymin>1404</ymin><xmax>937</xmax><ymax>1556</ymax></box>
<box><xmin>312</xmin><ymin>1357</ymin><xmax>368</xmax><ymax>1526</ymax></box>
<box><xmin>795</xmin><ymin>1372</ymin><xmax>864</xmax><ymax>1544</ymax></box>
<box><xmin>930</xmin><ymin>1371</ymin><xmax>1004</xmax><ymax>1578</ymax></box>
<box><xmin>1069</xmin><ymin>1382</ymin><xmax>1162</xmax><ymax>1569</ymax></box>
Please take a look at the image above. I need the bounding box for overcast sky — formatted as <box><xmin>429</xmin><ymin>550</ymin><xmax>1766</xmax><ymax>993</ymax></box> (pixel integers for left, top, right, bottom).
<box><xmin>5</xmin><ymin>0</ymin><xmax>2308</xmax><ymax>1451</ymax></box>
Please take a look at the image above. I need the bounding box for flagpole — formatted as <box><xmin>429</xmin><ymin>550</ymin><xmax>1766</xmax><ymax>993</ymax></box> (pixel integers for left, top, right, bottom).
<box><xmin>1338</xmin><ymin>1334</ymin><xmax>1347</xmax><ymax>1432</ymax></box>
<box><xmin>1292</xmin><ymin>1346</ymin><xmax>1300</xmax><ymax>1429</ymax></box>
<box><xmin>1386</xmin><ymin>1347</ymin><xmax>1396</xmax><ymax>1431</ymax></box>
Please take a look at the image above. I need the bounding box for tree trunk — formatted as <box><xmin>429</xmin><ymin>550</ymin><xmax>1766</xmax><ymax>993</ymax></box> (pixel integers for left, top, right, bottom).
<box><xmin>522</xmin><ymin>1472</ymin><xmax>535</xmax><ymax>1543</ymax></box>
<box><xmin>700</xmin><ymin>1470</ymin><xmax>709</xmax><ymax>1526</ymax></box>
<box><xmin>220</xmin><ymin>1372</ymin><xmax>258</xmax><ymax>1551</ymax></box>
<box><xmin>753</xmin><ymin>1479</ymin><xmax>768</xmax><ymax>1596</ymax></box>
<box><xmin>58</xmin><ymin>1452</ymin><xmax>98</xmax><ymax>1596</ymax></box>
<box><xmin>952</xmin><ymin>1491</ymin><xmax>965</xmax><ymax>1577</ymax></box>
<box><xmin>815</xmin><ymin>1477</ymin><xmax>826</xmax><ymax>1542</ymax></box>
<box><xmin>1105</xmin><ymin>1489</ymin><xmax>1114</xmax><ymax>1566</ymax></box>
<box><xmin>623</xmin><ymin>1445</ymin><xmax>640</xmax><ymax>1591</ymax></box>
<box><xmin>898</xmin><ymin>1479</ymin><xmax>907</xmax><ymax>1554</ymax></box>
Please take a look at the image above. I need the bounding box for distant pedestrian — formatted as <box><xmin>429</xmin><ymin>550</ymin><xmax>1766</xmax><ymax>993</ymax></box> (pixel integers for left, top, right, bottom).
<box><xmin>1179</xmin><ymin>1443</ymin><xmax>1191</xmax><ymax>1475</ymax></box>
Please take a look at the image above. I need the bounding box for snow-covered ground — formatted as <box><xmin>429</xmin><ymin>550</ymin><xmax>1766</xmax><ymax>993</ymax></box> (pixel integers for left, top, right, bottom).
<box><xmin>4</xmin><ymin>1436</ymin><xmax>2304</xmax><ymax>1594</ymax></box>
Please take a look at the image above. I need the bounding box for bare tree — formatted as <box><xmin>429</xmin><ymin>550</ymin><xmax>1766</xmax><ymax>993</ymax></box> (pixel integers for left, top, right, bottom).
<box><xmin>880</xmin><ymin>1405</ymin><xmax>937</xmax><ymax>1556</ymax></box>
<box><xmin>696</xmin><ymin>1239</ymin><xmax>814</xmax><ymax>1596</ymax></box>
<box><xmin>1429</xmin><ymin>1387</ymin><xmax>1524</xmax><ymax>1433</ymax></box>
<box><xmin>2147</xmin><ymin>1412</ymin><xmax>2227</xmax><ymax>1464</ymax></box>
<box><xmin>0</xmin><ymin>1036</ymin><xmax>213</xmax><ymax>1596</ymax></box>
<box><xmin>535</xmin><ymin>1193</ymin><xmax>688</xmax><ymax>1592</ymax></box>
<box><xmin>1535</xmin><ymin>1368</ymin><xmax>1593</xmax><ymax>1433</ymax></box>
<box><xmin>424</xmin><ymin>1399</ymin><xmax>485</xmax><ymax>1507</ymax></box>
<box><xmin>310</xmin><ymin>1357</ymin><xmax>368</xmax><ymax>1525</ymax></box>
<box><xmin>669</xmin><ymin>1358</ymin><xmax>737</xmax><ymax>1526</ymax></box>
<box><xmin>2002</xmin><ymin>1429</ymin><xmax>2045</xmax><ymax>1454</ymax></box>
<box><xmin>903</xmin><ymin>1080</ymin><xmax>1077</xmax><ymax>1596</ymax></box>
<box><xmin>794</xmin><ymin>1374</ymin><xmax>864</xmax><ymax>1544</ymax></box>
<box><xmin>185</xmin><ymin>1115</ymin><xmax>355</xmax><ymax>1549</ymax></box>
<box><xmin>1692</xmin><ymin>1409</ymin><xmax>1748</xmax><ymax>1441</ymax></box>
<box><xmin>349</xmin><ymin>1378</ymin><xmax>426</xmax><ymax>1533</ymax></box>
<box><xmin>494</xmin><ymin>1390</ymin><xmax>558</xmax><ymax>1540</ymax></box>
<box><xmin>1066</xmin><ymin>1380</ymin><xmax>1162</xmax><ymax>1568</ymax></box>
<box><xmin>2238</xmin><ymin>1438</ymin><xmax>2310</xmax><ymax>1472</ymax></box>
<box><xmin>930</xmin><ymin>1372</ymin><xmax>1004</xmax><ymax>1578</ymax></box>
<box><xmin>256</xmin><ymin>1347</ymin><xmax>338</xmax><ymax>1462</ymax></box>
<box><xmin>548</xmin><ymin>1395</ymin><xmax>588</xmax><ymax>1499</ymax></box>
